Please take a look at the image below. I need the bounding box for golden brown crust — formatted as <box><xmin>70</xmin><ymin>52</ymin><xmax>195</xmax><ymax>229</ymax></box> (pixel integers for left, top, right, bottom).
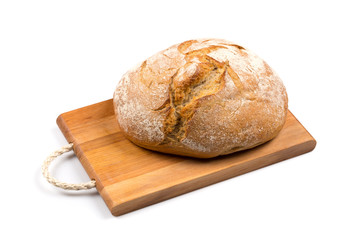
<box><xmin>113</xmin><ymin>39</ymin><xmax>288</xmax><ymax>158</ymax></box>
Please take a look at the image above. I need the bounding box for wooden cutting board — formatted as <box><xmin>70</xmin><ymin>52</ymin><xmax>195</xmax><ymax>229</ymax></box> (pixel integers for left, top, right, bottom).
<box><xmin>57</xmin><ymin>99</ymin><xmax>316</xmax><ymax>216</ymax></box>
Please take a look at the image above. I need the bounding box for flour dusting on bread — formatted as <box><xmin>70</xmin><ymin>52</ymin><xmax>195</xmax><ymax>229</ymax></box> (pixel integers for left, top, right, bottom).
<box><xmin>114</xmin><ymin>70</ymin><xmax>165</xmax><ymax>143</ymax></box>
<box><xmin>114</xmin><ymin>39</ymin><xmax>288</xmax><ymax>158</ymax></box>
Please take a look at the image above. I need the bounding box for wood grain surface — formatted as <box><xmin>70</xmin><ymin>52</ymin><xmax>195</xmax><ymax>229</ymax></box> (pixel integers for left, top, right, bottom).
<box><xmin>57</xmin><ymin>99</ymin><xmax>316</xmax><ymax>216</ymax></box>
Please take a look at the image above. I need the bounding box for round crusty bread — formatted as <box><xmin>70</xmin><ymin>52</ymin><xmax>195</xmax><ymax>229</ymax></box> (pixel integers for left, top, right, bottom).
<box><xmin>113</xmin><ymin>39</ymin><xmax>288</xmax><ymax>158</ymax></box>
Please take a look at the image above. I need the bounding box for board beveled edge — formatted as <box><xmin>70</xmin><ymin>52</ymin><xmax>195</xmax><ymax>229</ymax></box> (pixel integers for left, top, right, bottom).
<box><xmin>103</xmin><ymin>139</ymin><xmax>316</xmax><ymax>216</ymax></box>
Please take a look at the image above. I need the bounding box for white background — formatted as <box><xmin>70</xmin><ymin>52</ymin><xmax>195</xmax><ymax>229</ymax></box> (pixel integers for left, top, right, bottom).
<box><xmin>1</xmin><ymin>0</ymin><xmax>359</xmax><ymax>239</ymax></box>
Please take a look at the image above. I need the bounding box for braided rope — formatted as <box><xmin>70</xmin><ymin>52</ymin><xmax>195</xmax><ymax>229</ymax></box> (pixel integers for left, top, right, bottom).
<box><xmin>42</xmin><ymin>143</ymin><xmax>96</xmax><ymax>190</ymax></box>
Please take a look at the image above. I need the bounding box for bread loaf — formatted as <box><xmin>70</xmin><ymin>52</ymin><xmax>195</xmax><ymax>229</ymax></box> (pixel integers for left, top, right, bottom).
<box><xmin>113</xmin><ymin>39</ymin><xmax>288</xmax><ymax>158</ymax></box>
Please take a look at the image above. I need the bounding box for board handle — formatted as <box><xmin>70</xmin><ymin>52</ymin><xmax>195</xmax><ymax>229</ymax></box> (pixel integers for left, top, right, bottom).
<box><xmin>42</xmin><ymin>143</ymin><xmax>96</xmax><ymax>190</ymax></box>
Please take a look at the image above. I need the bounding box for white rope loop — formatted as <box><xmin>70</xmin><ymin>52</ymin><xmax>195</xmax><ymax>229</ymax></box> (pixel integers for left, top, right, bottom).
<box><xmin>42</xmin><ymin>143</ymin><xmax>96</xmax><ymax>190</ymax></box>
